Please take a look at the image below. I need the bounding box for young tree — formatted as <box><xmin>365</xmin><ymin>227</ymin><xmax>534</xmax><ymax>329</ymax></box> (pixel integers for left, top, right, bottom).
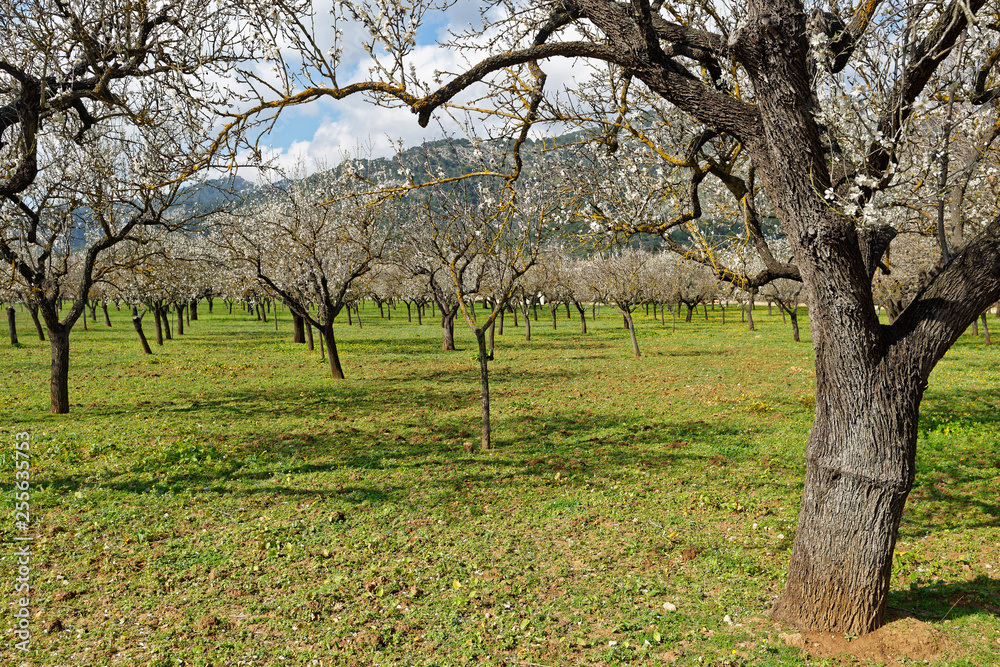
<box><xmin>587</xmin><ymin>249</ymin><xmax>653</xmax><ymax>358</ymax></box>
<box><xmin>422</xmin><ymin>175</ymin><xmax>556</xmax><ymax>449</ymax></box>
<box><xmin>218</xmin><ymin>163</ymin><xmax>396</xmax><ymax>379</ymax></box>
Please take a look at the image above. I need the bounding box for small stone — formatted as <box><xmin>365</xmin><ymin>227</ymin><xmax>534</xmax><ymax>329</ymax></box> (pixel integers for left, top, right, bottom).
<box><xmin>663</xmin><ymin>602</ymin><xmax>678</xmax><ymax>612</ymax></box>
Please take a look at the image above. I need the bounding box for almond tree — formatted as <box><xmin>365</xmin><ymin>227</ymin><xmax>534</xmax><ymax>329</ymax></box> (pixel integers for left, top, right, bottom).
<box><xmin>233</xmin><ymin>0</ymin><xmax>1000</xmax><ymax>634</ymax></box>
<box><xmin>587</xmin><ymin>249</ymin><xmax>653</xmax><ymax>358</ymax></box>
<box><xmin>422</xmin><ymin>175</ymin><xmax>557</xmax><ymax>449</ymax></box>
<box><xmin>218</xmin><ymin>164</ymin><xmax>396</xmax><ymax>379</ymax></box>
<box><xmin>0</xmin><ymin>0</ymin><xmax>246</xmax><ymax>412</ymax></box>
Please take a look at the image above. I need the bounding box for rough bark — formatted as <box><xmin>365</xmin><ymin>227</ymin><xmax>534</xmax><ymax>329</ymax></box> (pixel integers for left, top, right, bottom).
<box><xmin>623</xmin><ymin>309</ymin><xmax>640</xmax><ymax>358</ymax></box>
<box><xmin>102</xmin><ymin>301</ymin><xmax>112</xmax><ymax>327</ymax></box>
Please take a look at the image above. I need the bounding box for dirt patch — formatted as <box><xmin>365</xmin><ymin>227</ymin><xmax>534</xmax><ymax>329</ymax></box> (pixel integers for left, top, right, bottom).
<box><xmin>781</xmin><ymin>618</ymin><xmax>957</xmax><ymax>664</ymax></box>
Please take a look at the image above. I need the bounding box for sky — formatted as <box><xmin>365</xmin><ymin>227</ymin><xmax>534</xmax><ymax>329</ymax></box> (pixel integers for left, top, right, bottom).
<box><xmin>235</xmin><ymin>0</ymin><xmax>581</xmax><ymax>179</ymax></box>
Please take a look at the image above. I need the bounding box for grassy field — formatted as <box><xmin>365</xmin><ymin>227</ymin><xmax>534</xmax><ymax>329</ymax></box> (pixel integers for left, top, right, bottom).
<box><xmin>1</xmin><ymin>301</ymin><xmax>998</xmax><ymax>666</ymax></box>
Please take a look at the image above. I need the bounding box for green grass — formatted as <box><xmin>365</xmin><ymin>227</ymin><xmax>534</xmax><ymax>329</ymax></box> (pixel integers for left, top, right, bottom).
<box><xmin>0</xmin><ymin>301</ymin><xmax>997</xmax><ymax>665</ymax></box>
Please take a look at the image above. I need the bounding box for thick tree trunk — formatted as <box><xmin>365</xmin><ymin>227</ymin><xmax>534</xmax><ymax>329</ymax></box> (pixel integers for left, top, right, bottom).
<box><xmin>292</xmin><ymin>312</ymin><xmax>306</xmax><ymax>343</ymax></box>
<box><xmin>685</xmin><ymin>303</ymin><xmax>694</xmax><ymax>322</ymax></box>
<box><xmin>770</xmin><ymin>366</ymin><xmax>920</xmax><ymax>635</ymax></box>
<box><xmin>48</xmin><ymin>326</ymin><xmax>70</xmax><ymax>414</ymax></box>
<box><xmin>574</xmin><ymin>302</ymin><xmax>587</xmax><ymax>334</ymax></box>
<box><xmin>497</xmin><ymin>307</ymin><xmax>504</xmax><ymax>335</ymax></box>
<box><xmin>321</xmin><ymin>324</ymin><xmax>344</xmax><ymax>379</ymax></box>
<box><xmin>7</xmin><ymin>306</ymin><xmax>18</xmax><ymax>345</ymax></box>
<box><xmin>190</xmin><ymin>300</ymin><xmax>198</xmax><ymax>321</ymax></box>
<box><xmin>476</xmin><ymin>329</ymin><xmax>492</xmax><ymax>451</ymax></box>
<box><xmin>176</xmin><ymin>303</ymin><xmax>185</xmax><ymax>334</ymax></box>
<box><xmin>306</xmin><ymin>323</ymin><xmax>315</xmax><ymax>351</ymax></box>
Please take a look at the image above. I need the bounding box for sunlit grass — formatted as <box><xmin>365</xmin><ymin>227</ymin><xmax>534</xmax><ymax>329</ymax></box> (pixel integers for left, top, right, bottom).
<box><xmin>0</xmin><ymin>300</ymin><xmax>997</xmax><ymax>665</ymax></box>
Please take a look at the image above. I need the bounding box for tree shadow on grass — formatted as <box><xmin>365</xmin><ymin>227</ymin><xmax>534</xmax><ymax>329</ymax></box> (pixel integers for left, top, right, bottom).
<box><xmin>887</xmin><ymin>575</ymin><xmax>1000</xmax><ymax>623</ymax></box>
<box><xmin>39</xmin><ymin>386</ymin><xmax>743</xmax><ymax>505</ymax></box>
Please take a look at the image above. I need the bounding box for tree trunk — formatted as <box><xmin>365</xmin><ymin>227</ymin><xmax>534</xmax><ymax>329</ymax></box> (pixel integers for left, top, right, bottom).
<box><xmin>417</xmin><ymin>303</ymin><xmax>423</xmax><ymax>325</ymax></box>
<box><xmin>29</xmin><ymin>303</ymin><xmax>44</xmax><ymax>341</ymax></box>
<box><xmin>575</xmin><ymin>302</ymin><xmax>587</xmax><ymax>334</ymax></box>
<box><xmin>685</xmin><ymin>303</ymin><xmax>694</xmax><ymax>322</ymax></box>
<box><xmin>770</xmin><ymin>363</ymin><xmax>921</xmax><ymax>635</ymax></box>
<box><xmin>48</xmin><ymin>325</ymin><xmax>70</xmax><ymax>414</ymax></box>
<box><xmin>971</xmin><ymin>317</ymin><xmax>979</xmax><ymax>336</ymax></box>
<box><xmin>207</xmin><ymin>297</ymin><xmax>214</xmax><ymax>314</ymax></box>
<box><xmin>521</xmin><ymin>305</ymin><xmax>531</xmax><ymax>341</ymax></box>
<box><xmin>406</xmin><ymin>301</ymin><xmax>412</xmax><ymax>322</ymax></box>
<box><xmin>488</xmin><ymin>318</ymin><xmax>496</xmax><ymax>356</ymax></box>
<box><xmin>176</xmin><ymin>304</ymin><xmax>185</xmax><ymax>334</ymax></box>
<box><xmin>704</xmin><ymin>303</ymin><xmax>709</xmax><ymax>320</ymax></box>
<box><xmin>292</xmin><ymin>312</ymin><xmax>306</xmax><ymax>343</ymax></box>
<box><xmin>550</xmin><ymin>304</ymin><xmax>558</xmax><ymax>330</ymax></box>
<box><xmin>161</xmin><ymin>304</ymin><xmax>172</xmax><ymax>340</ymax></box>
<box><xmin>153</xmin><ymin>304</ymin><xmax>164</xmax><ymax>345</ymax></box>
<box><xmin>306</xmin><ymin>322</ymin><xmax>315</xmax><ymax>351</ymax></box>
<box><xmin>623</xmin><ymin>310</ymin><xmax>640</xmax><ymax>358</ymax></box>
<box><xmin>133</xmin><ymin>312</ymin><xmax>153</xmax><ymax>355</ymax></box>
<box><xmin>190</xmin><ymin>300</ymin><xmax>198</xmax><ymax>321</ymax></box>
<box><xmin>321</xmin><ymin>324</ymin><xmax>344</xmax><ymax>379</ymax></box>
<box><xmin>790</xmin><ymin>307</ymin><xmax>800</xmax><ymax>342</ymax></box>
<box><xmin>88</xmin><ymin>300</ymin><xmax>97</xmax><ymax>322</ymax></box>
<box><xmin>981</xmin><ymin>313</ymin><xmax>990</xmax><ymax>346</ymax></box>
<box><xmin>7</xmin><ymin>306</ymin><xmax>18</xmax><ymax>345</ymax></box>
<box><xmin>102</xmin><ymin>300</ymin><xmax>112</xmax><ymax>327</ymax></box>
<box><xmin>441</xmin><ymin>307</ymin><xmax>457</xmax><ymax>351</ymax></box>
<box><xmin>498</xmin><ymin>307</ymin><xmax>504</xmax><ymax>335</ymax></box>
<box><xmin>476</xmin><ymin>329</ymin><xmax>492</xmax><ymax>451</ymax></box>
